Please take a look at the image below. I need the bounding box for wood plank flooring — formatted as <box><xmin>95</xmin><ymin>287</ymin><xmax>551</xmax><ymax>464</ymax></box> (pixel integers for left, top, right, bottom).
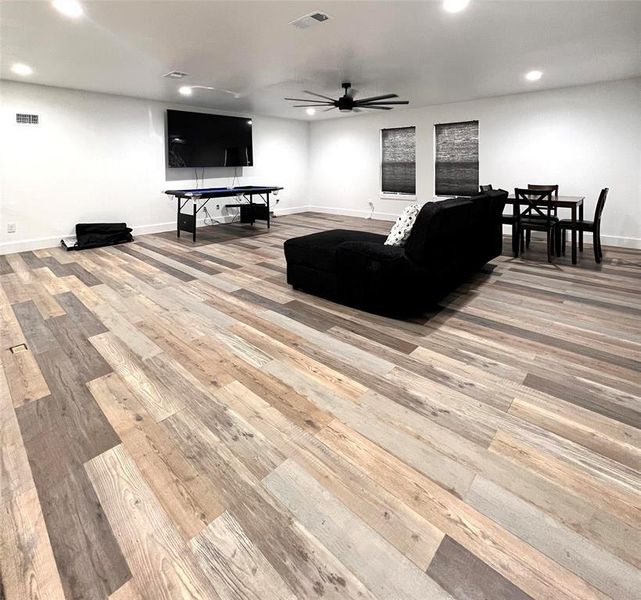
<box><xmin>1</xmin><ymin>212</ymin><xmax>641</xmax><ymax>599</ymax></box>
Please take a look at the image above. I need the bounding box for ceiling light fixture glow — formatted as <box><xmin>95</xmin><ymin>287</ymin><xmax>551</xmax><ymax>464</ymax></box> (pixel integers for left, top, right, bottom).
<box><xmin>443</xmin><ymin>0</ymin><xmax>470</xmax><ymax>13</ymax></box>
<box><xmin>52</xmin><ymin>0</ymin><xmax>83</xmax><ymax>18</ymax></box>
<box><xmin>305</xmin><ymin>108</ymin><xmax>316</xmax><ymax>116</ymax></box>
<box><xmin>525</xmin><ymin>70</ymin><xmax>543</xmax><ymax>81</ymax></box>
<box><xmin>11</xmin><ymin>63</ymin><xmax>33</xmax><ymax>76</ymax></box>
<box><xmin>178</xmin><ymin>86</ymin><xmax>192</xmax><ymax>96</ymax></box>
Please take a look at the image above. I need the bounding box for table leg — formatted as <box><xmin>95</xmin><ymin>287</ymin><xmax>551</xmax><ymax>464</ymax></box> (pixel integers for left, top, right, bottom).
<box><xmin>193</xmin><ymin>201</ymin><xmax>197</xmax><ymax>243</ymax></box>
<box><xmin>177</xmin><ymin>198</ymin><xmax>180</xmax><ymax>238</ymax></box>
<box><xmin>578</xmin><ymin>202</ymin><xmax>584</xmax><ymax>252</ymax></box>
<box><xmin>571</xmin><ymin>205</ymin><xmax>577</xmax><ymax>264</ymax></box>
<box><xmin>512</xmin><ymin>200</ymin><xmax>519</xmax><ymax>257</ymax></box>
<box><xmin>267</xmin><ymin>193</ymin><xmax>271</xmax><ymax>229</ymax></box>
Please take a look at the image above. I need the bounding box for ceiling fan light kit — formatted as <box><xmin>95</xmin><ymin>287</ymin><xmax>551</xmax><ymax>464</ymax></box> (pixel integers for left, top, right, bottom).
<box><xmin>285</xmin><ymin>82</ymin><xmax>409</xmax><ymax>113</ymax></box>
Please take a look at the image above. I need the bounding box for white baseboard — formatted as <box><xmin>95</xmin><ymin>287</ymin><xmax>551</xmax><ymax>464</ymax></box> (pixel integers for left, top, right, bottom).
<box><xmin>0</xmin><ymin>216</ymin><xmax>236</xmax><ymax>255</ymax></box>
<box><xmin>0</xmin><ymin>235</ymin><xmax>76</xmax><ymax>254</ymax></box>
<box><xmin>305</xmin><ymin>211</ymin><xmax>641</xmax><ymax>249</ymax></box>
<box><xmin>601</xmin><ymin>234</ymin><xmax>641</xmax><ymax>249</ymax></box>
<box><xmin>3</xmin><ymin>208</ymin><xmax>639</xmax><ymax>254</ymax></box>
<box><xmin>132</xmin><ymin>215</ymin><xmax>235</xmax><ymax>236</ymax></box>
<box><xmin>273</xmin><ymin>205</ymin><xmax>310</xmax><ymax>216</ymax></box>
<box><xmin>501</xmin><ymin>225</ymin><xmax>641</xmax><ymax>249</ymax></box>
<box><xmin>307</xmin><ymin>205</ymin><xmax>398</xmax><ymax>221</ymax></box>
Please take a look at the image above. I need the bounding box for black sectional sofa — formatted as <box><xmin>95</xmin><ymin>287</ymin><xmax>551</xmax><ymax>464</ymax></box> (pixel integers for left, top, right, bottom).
<box><xmin>284</xmin><ymin>190</ymin><xmax>507</xmax><ymax>315</ymax></box>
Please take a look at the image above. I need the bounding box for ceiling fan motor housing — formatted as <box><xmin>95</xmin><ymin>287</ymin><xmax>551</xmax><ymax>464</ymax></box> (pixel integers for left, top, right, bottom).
<box><xmin>285</xmin><ymin>81</ymin><xmax>408</xmax><ymax>112</ymax></box>
<box><xmin>338</xmin><ymin>82</ymin><xmax>353</xmax><ymax>111</ymax></box>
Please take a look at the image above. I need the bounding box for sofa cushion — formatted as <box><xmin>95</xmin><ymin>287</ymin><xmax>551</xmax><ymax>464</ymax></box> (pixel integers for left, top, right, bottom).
<box><xmin>384</xmin><ymin>203</ymin><xmax>420</xmax><ymax>246</ymax></box>
<box><xmin>284</xmin><ymin>229</ymin><xmax>387</xmax><ymax>272</ymax></box>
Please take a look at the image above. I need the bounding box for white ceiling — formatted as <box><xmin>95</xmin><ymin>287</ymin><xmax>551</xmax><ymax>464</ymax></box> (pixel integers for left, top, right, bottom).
<box><xmin>2</xmin><ymin>1</ymin><xmax>640</xmax><ymax>120</ymax></box>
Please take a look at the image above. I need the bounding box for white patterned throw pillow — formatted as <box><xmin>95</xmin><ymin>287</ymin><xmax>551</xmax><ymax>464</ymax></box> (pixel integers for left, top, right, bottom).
<box><xmin>384</xmin><ymin>203</ymin><xmax>420</xmax><ymax>246</ymax></box>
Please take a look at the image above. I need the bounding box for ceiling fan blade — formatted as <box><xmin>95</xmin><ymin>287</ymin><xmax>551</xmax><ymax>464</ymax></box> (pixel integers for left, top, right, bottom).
<box><xmin>292</xmin><ymin>104</ymin><xmax>333</xmax><ymax>107</ymax></box>
<box><xmin>323</xmin><ymin>106</ymin><xmax>337</xmax><ymax>112</ymax></box>
<box><xmin>353</xmin><ymin>93</ymin><xmax>398</xmax><ymax>103</ymax></box>
<box><xmin>303</xmin><ymin>90</ymin><xmax>336</xmax><ymax>101</ymax></box>
<box><xmin>356</xmin><ymin>100</ymin><xmax>409</xmax><ymax>106</ymax></box>
<box><xmin>360</xmin><ymin>105</ymin><xmax>393</xmax><ymax>110</ymax></box>
<box><xmin>284</xmin><ymin>97</ymin><xmax>333</xmax><ymax>103</ymax></box>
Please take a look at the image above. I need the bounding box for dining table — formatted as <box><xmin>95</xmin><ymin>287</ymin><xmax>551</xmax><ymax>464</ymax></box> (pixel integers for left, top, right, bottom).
<box><xmin>506</xmin><ymin>194</ymin><xmax>585</xmax><ymax>264</ymax></box>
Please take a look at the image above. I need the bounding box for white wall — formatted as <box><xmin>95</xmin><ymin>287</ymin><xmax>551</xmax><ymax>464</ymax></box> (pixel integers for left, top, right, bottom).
<box><xmin>309</xmin><ymin>78</ymin><xmax>641</xmax><ymax>248</ymax></box>
<box><xmin>0</xmin><ymin>81</ymin><xmax>309</xmax><ymax>253</ymax></box>
<box><xmin>3</xmin><ymin>78</ymin><xmax>640</xmax><ymax>253</ymax></box>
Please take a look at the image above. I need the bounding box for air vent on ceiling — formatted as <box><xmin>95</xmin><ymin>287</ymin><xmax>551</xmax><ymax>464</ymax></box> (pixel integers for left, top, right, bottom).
<box><xmin>163</xmin><ymin>71</ymin><xmax>189</xmax><ymax>79</ymax></box>
<box><xmin>289</xmin><ymin>11</ymin><xmax>331</xmax><ymax>29</ymax></box>
<box><xmin>16</xmin><ymin>113</ymin><xmax>39</xmax><ymax>125</ymax></box>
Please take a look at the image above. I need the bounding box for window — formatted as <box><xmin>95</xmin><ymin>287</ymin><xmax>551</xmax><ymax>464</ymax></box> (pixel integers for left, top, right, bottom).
<box><xmin>381</xmin><ymin>127</ymin><xmax>416</xmax><ymax>195</ymax></box>
<box><xmin>434</xmin><ymin>120</ymin><xmax>479</xmax><ymax>196</ymax></box>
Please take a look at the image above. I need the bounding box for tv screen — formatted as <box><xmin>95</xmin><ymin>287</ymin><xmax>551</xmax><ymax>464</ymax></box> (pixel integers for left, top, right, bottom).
<box><xmin>167</xmin><ymin>109</ymin><xmax>253</xmax><ymax>168</ymax></box>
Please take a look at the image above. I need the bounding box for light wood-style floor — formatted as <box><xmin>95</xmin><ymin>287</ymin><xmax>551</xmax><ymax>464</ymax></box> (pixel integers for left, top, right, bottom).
<box><xmin>1</xmin><ymin>212</ymin><xmax>640</xmax><ymax>600</ymax></box>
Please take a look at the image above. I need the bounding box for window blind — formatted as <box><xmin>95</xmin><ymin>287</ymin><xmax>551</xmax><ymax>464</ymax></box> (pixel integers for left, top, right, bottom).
<box><xmin>434</xmin><ymin>120</ymin><xmax>479</xmax><ymax>196</ymax></box>
<box><xmin>381</xmin><ymin>127</ymin><xmax>416</xmax><ymax>195</ymax></box>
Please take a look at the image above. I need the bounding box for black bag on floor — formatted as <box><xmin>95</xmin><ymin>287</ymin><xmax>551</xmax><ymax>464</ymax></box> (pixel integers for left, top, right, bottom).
<box><xmin>62</xmin><ymin>222</ymin><xmax>133</xmax><ymax>251</ymax></box>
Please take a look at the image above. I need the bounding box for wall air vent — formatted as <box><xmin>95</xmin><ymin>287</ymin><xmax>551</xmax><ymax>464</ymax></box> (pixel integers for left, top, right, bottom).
<box><xmin>289</xmin><ymin>11</ymin><xmax>331</xmax><ymax>29</ymax></box>
<box><xmin>163</xmin><ymin>71</ymin><xmax>189</xmax><ymax>79</ymax></box>
<box><xmin>16</xmin><ymin>113</ymin><xmax>39</xmax><ymax>124</ymax></box>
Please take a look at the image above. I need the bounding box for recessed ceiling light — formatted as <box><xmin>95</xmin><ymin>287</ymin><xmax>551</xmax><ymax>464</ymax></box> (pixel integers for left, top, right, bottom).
<box><xmin>306</xmin><ymin>108</ymin><xmax>316</xmax><ymax>116</ymax></box>
<box><xmin>52</xmin><ymin>0</ymin><xmax>83</xmax><ymax>18</ymax></box>
<box><xmin>443</xmin><ymin>0</ymin><xmax>470</xmax><ymax>13</ymax></box>
<box><xmin>525</xmin><ymin>70</ymin><xmax>543</xmax><ymax>82</ymax></box>
<box><xmin>178</xmin><ymin>86</ymin><xmax>192</xmax><ymax>96</ymax></box>
<box><xmin>11</xmin><ymin>63</ymin><xmax>33</xmax><ymax>76</ymax></box>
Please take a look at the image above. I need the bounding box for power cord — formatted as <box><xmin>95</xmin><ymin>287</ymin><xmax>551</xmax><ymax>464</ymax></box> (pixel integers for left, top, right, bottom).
<box><xmin>203</xmin><ymin>205</ymin><xmax>242</xmax><ymax>226</ymax></box>
<box><xmin>231</xmin><ymin>167</ymin><xmax>239</xmax><ymax>189</ymax></box>
<box><xmin>367</xmin><ymin>201</ymin><xmax>375</xmax><ymax>219</ymax></box>
<box><xmin>195</xmin><ymin>167</ymin><xmax>205</xmax><ymax>188</ymax></box>
<box><xmin>203</xmin><ymin>206</ymin><xmax>225</xmax><ymax>225</ymax></box>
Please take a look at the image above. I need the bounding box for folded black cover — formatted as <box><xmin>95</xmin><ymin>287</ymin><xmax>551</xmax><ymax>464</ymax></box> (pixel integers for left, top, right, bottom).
<box><xmin>63</xmin><ymin>222</ymin><xmax>133</xmax><ymax>251</ymax></box>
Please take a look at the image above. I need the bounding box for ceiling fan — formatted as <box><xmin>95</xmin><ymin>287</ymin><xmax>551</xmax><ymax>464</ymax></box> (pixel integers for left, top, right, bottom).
<box><xmin>285</xmin><ymin>82</ymin><xmax>409</xmax><ymax>113</ymax></box>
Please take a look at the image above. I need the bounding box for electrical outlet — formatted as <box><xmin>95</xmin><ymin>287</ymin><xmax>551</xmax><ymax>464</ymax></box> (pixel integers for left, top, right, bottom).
<box><xmin>7</xmin><ymin>223</ymin><xmax>16</xmax><ymax>234</ymax></box>
<box><xmin>216</xmin><ymin>204</ymin><xmax>220</xmax><ymax>210</ymax></box>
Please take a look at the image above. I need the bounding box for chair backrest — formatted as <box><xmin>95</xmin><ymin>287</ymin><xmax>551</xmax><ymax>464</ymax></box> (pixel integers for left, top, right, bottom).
<box><xmin>594</xmin><ymin>188</ymin><xmax>609</xmax><ymax>223</ymax></box>
<box><xmin>528</xmin><ymin>183</ymin><xmax>559</xmax><ymax>198</ymax></box>
<box><xmin>480</xmin><ymin>185</ymin><xmax>493</xmax><ymax>192</ymax></box>
<box><xmin>514</xmin><ymin>187</ymin><xmax>555</xmax><ymax>218</ymax></box>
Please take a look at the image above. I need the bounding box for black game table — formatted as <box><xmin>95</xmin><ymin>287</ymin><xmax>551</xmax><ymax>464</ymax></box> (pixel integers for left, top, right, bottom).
<box><xmin>164</xmin><ymin>186</ymin><xmax>283</xmax><ymax>242</ymax></box>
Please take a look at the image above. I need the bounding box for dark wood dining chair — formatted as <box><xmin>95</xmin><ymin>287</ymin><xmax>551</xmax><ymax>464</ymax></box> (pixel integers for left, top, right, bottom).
<box><xmin>525</xmin><ymin>184</ymin><xmax>559</xmax><ymax>247</ymax></box>
<box><xmin>556</xmin><ymin>188</ymin><xmax>608</xmax><ymax>263</ymax></box>
<box><xmin>481</xmin><ymin>184</ymin><xmax>519</xmax><ymax>257</ymax></box>
<box><xmin>515</xmin><ymin>187</ymin><xmax>558</xmax><ymax>262</ymax></box>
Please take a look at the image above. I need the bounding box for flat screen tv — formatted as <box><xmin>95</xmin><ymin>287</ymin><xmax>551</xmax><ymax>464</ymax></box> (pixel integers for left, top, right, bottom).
<box><xmin>167</xmin><ymin>109</ymin><xmax>253</xmax><ymax>168</ymax></box>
